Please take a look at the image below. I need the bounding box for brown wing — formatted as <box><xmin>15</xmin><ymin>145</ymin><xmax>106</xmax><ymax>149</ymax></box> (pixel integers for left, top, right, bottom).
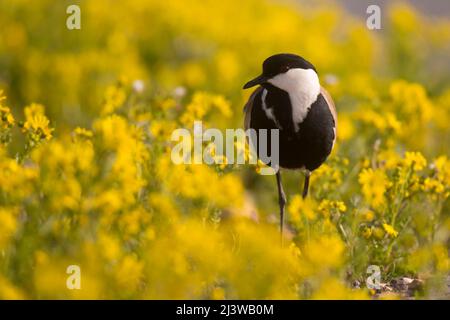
<box><xmin>243</xmin><ymin>87</ymin><xmax>263</xmax><ymax>130</ymax></box>
<box><xmin>321</xmin><ymin>86</ymin><xmax>337</xmax><ymax>138</ymax></box>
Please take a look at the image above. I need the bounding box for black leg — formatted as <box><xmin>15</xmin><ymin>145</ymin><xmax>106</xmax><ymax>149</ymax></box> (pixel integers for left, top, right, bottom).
<box><xmin>276</xmin><ymin>171</ymin><xmax>287</xmax><ymax>243</ymax></box>
<box><xmin>302</xmin><ymin>171</ymin><xmax>311</xmax><ymax>199</ymax></box>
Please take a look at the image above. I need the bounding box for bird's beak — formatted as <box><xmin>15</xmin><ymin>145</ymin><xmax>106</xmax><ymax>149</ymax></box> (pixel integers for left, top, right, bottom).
<box><xmin>243</xmin><ymin>74</ymin><xmax>267</xmax><ymax>89</ymax></box>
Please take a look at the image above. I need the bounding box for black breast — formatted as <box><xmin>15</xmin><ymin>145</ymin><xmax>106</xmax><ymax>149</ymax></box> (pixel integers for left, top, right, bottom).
<box><xmin>250</xmin><ymin>88</ymin><xmax>335</xmax><ymax>171</ymax></box>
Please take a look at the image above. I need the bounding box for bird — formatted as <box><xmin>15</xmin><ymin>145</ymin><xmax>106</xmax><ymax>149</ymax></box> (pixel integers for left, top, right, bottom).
<box><xmin>243</xmin><ymin>53</ymin><xmax>337</xmax><ymax>239</ymax></box>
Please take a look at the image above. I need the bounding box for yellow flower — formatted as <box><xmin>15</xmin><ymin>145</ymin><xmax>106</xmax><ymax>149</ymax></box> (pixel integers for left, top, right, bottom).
<box><xmin>382</xmin><ymin>223</ymin><xmax>398</xmax><ymax>238</ymax></box>
<box><xmin>24</xmin><ymin>115</ymin><xmax>51</xmax><ymax>135</ymax></box>
<box><xmin>150</xmin><ymin>119</ymin><xmax>177</xmax><ymax>140</ymax></box>
<box><xmin>361</xmin><ymin>210</ymin><xmax>375</xmax><ymax>222</ymax></box>
<box><xmin>0</xmin><ymin>107</ymin><xmax>15</xmax><ymax>128</ymax></box>
<box><xmin>377</xmin><ymin>149</ymin><xmax>401</xmax><ymax>170</ymax></box>
<box><xmin>118</xmin><ymin>210</ymin><xmax>145</xmax><ymax>237</ymax></box>
<box><xmin>303</xmin><ymin>235</ymin><xmax>345</xmax><ymax>270</ymax></box>
<box><xmin>211</xmin><ymin>95</ymin><xmax>232</xmax><ymax>118</ymax></box>
<box><xmin>318</xmin><ymin>199</ymin><xmax>347</xmax><ymax>217</ymax></box>
<box><xmin>288</xmin><ymin>195</ymin><xmax>317</xmax><ymax>223</ymax></box>
<box><xmin>102</xmin><ymin>85</ymin><xmax>127</xmax><ymax>115</ymax></box>
<box><xmin>361</xmin><ymin>226</ymin><xmax>372</xmax><ymax>239</ymax></box>
<box><xmin>358</xmin><ymin>168</ymin><xmax>388</xmax><ymax>209</ymax></box>
<box><xmin>385</xmin><ymin>112</ymin><xmax>401</xmax><ymax>133</ymax></box>
<box><xmin>180</xmin><ymin>92</ymin><xmax>232</xmax><ymax>126</ymax></box>
<box><xmin>432</xmin><ymin>244</ymin><xmax>449</xmax><ymax>272</ymax></box>
<box><xmin>434</xmin><ymin>156</ymin><xmax>450</xmax><ymax>185</ymax></box>
<box><xmin>372</xmin><ymin>227</ymin><xmax>385</xmax><ymax>240</ymax></box>
<box><xmin>390</xmin><ymin>81</ymin><xmax>433</xmax><ymax>120</ymax></box>
<box><xmin>98</xmin><ymin>232</ymin><xmax>122</xmax><ymax>261</ymax></box>
<box><xmin>24</xmin><ymin>103</ymin><xmax>45</xmax><ymax>119</ymax></box>
<box><xmin>404</xmin><ymin>151</ymin><xmax>427</xmax><ymax>171</ymax></box>
<box><xmin>0</xmin><ymin>92</ymin><xmax>15</xmax><ymax>132</ymax></box>
<box><xmin>0</xmin><ymin>157</ymin><xmax>37</xmax><ymax>198</ymax></box>
<box><xmin>422</xmin><ymin>177</ymin><xmax>445</xmax><ymax>194</ymax></box>
<box><xmin>159</xmin><ymin>98</ymin><xmax>177</xmax><ymax>111</ymax></box>
<box><xmin>0</xmin><ymin>208</ymin><xmax>18</xmax><ymax>249</ymax></box>
<box><xmin>408</xmin><ymin>244</ymin><xmax>450</xmax><ymax>272</ymax></box>
<box><xmin>114</xmin><ymin>255</ymin><xmax>144</xmax><ymax>291</ymax></box>
<box><xmin>73</xmin><ymin>127</ymin><xmax>93</xmax><ymax>139</ymax></box>
<box><xmin>23</xmin><ymin>104</ymin><xmax>53</xmax><ymax>141</ymax></box>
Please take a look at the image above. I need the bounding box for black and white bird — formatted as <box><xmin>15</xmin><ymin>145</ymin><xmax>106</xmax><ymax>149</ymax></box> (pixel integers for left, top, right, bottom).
<box><xmin>243</xmin><ymin>53</ymin><xmax>337</xmax><ymax>237</ymax></box>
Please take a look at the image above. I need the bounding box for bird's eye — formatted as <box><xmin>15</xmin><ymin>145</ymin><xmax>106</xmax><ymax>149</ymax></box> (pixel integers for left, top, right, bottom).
<box><xmin>282</xmin><ymin>65</ymin><xmax>290</xmax><ymax>72</ymax></box>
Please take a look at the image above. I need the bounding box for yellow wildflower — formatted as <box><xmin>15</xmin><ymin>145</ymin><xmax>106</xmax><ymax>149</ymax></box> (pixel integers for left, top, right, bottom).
<box><xmin>303</xmin><ymin>235</ymin><xmax>345</xmax><ymax>270</ymax></box>
<box><xmin>0</xmin><ymin>93</ymin><xmax>15</xmax><ymax>128</ymax></box>
<box><xmin>24</xmin><ymin>103</ymin><xmax>45</xmax><ymax>119</ymax></box>
<box><xmin>385</xmin><ymin>112</ymin><xmax>401</xmax><ymax>134</ymax></box>
<box><xmin>382</xmin><ymin>223</ymin><xmax>399</xmax><ymax>238</ymax></box>
<box><xmin>358</xmin><ymin>168</ymin><xmax>388</xmax><ymax>209</ymax></box>
<box><xmin>318</xmin><ymin>199</ymin><xmax>347</xmax><ymax>218</ymax></box>
<box><xmin>361</xmin><ymin>210</ymin><xmax>375</xmax><ymax>222</ymax></box>
<box><xmin>434</xmin><ymin>156</ymin><xmax>450</xmax><ymax>185</ymax></box>
<box><xmin>73</xmin><ymin>127</ymin><xmax>93</xmax><ymax>139</ymax></box>
<box><xmin>0</xmin><ymin>208</ymin><xmax>18</xmax><ymax>249</ymax></box>
<box><xmin>102</xmin><ymin>85</ymin><xmax>127</xmax><ymax>115</ymax></box>
<box><xmin>288</xmin><ymin>195</ymin><xmax>317</xmax><ymax>222</ymax></box>
<box><xmin>23</xmin><ymin>104</ymin><xmax>53</xmax><ymax>141</ymax></box>
<box><xmin>404</xmin><ymin>151</ymin><xmax>427</xmax><ymax>171</ymax></box>
<box><xmin>422</xmin><ymin>178</ymin><xmax>445</xmax><ymax>194</ymax></box>
<box><xmin>0</xmin><ymin>95</ymin><xmax>15</xmax><ymax>144</ymax></box>
<box><xmin>114</xmin><ymin>255</ymin><xmax>144</xmax><ymax>291</ymax></box>
<box><xmin>98</xmin><ymin>232</ymin><xmax>122</xmax><ymax>261</ymax></box>
<box><xmin>361</xmin><ymin>226</ymin><xmax>372</xmax><ymax>239</ymax></box>
<box><xmin>377</xmin><ymin>149</ymin><xmax>401</xmax><ymax>169</ymax></box>
<box><xmin>180</xmin><ymin>92</ymin><xmax>232</xmax><ymax>125</ymax></box>
<box><xmin>372</xmin><ymin>227</ymin><xmax>385</xmax><ymax>240</ymax></box>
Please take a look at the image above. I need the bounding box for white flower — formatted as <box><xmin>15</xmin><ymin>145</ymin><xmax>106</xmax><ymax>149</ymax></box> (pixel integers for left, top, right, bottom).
<box><xmin>173</xmin><ymin>86</ymin><xmax>187</xmax><ymax>98</ymax></box>
<box><xmin>132</xmin><ymin>80</ymin><xmax>145</xmax><ymax>93</ymax></box>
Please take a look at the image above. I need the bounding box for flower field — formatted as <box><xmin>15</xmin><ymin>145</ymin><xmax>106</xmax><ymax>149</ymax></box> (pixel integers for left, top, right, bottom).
<box><xmin>0</xmin><ymin>0</ymin><xmax>449</xmax><ymax>299</ymax></box>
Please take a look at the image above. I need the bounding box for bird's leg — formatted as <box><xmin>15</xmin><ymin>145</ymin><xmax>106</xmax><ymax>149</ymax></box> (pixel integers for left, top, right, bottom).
<box><xmin>276</xmin><ymin>170</ymin><xmax>287</xmax><ymax>244</ymax></box>
<box><xmin>302</xmin><ymin>170</ymin><xmax>311</xmax><ymax>199</ymax></box>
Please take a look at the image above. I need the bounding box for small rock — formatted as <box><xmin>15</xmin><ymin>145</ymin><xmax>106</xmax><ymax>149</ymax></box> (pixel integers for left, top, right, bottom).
<box><xmin>352</xmin><ymin>280</ymin><xmax>361</xmax><ymax>289</ymax></box>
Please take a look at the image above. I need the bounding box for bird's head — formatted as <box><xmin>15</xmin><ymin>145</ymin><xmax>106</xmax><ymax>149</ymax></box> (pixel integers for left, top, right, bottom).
<box><xmin>243</xmin><ymin>53</ymin><xmax>319</xmax><ymax>93</ymax></box>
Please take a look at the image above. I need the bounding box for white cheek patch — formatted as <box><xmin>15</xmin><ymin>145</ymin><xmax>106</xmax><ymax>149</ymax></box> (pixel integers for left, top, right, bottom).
<box><xmin>268</xmin><ymin>68</ymin><xmax>320</xmax><ymax>131</ymax></box>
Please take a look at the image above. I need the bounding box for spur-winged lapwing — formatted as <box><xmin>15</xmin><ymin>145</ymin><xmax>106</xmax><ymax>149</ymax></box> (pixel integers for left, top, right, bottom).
<box><xmin>243</xmin><ymin>53</ymin><xmax>337</xmax><ymax>238</ymax></box>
